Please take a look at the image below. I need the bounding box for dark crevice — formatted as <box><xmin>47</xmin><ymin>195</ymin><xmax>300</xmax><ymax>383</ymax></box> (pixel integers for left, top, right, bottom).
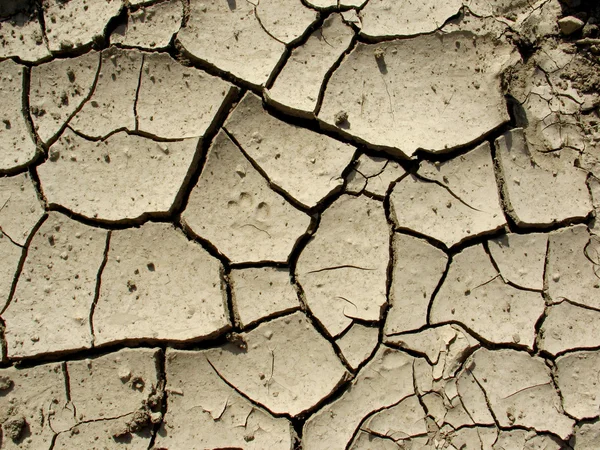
<box><xmin>65</xmin><ymin>123</ymin><xmax>199</xmax><ymax>143</ymax></box>
<box><xmin>133</xmin><ymin>53</ymin><xmax>145</xmax><ymax>131</ymax></box>
<box><xmin>222</xmin><ymin>127</ymin><xmax>313</xmax><ymax>213</ymax></box>
<box><xmin>29</xmin><ymin>164</ymin><xmax>48</xmax><ymax>210</ymax></box>
<box><xmin>89</xmin><ymin>231</ymin><xmax>112</xmax><ymax>347</ymax></box>
<box><xmin>412</xmin><ymin>172</ymin><xmax>484</xmax><ymax>214</ymax></box>
<box><xmin>264</xmin><ymin>11</ymin><xmax>328</xmax><ymax>90</ymax></box>
<box><xmin>169</xmin><ymin>86</ymin><xmax>243</xmax><ymax>216</ymax></box>
<box><xmin>147</xmin><ymin>346</ymin><xmax>167</xmax><ymax>450</ymax></box>
<box><xmin>176</xmin><ymin>219</ymin><xmax>230</xmax><ymax>265</ymax></box>
<box><xmin>101</xmin><ymin>4</ymin><xmax>129</xmax><ymax>49</ymax></box>
<box><xmin>43</xmin><ymin>49</ymin><xmax>103</xmax><ymax>149</ymax></box>
<box><xmin>251</xmin><ymin>1</ymin><xmax>285</xmax><ymax>45</ymax></box>
<box><xmin>237</xmin><ymin>307</ymin><xmax>302</xmax><ymax>333</ymax></box>
<box><xmin>0</xmin><ymin>213</ymin><xmax>47</xmax><ymax>316</ymax></box>
<box><xmin>426</xmin><ymin>319</ymin><xmax>536</xmax><ymax>355</ymax></box>
<box><xmin>426</xmin><ymin>251</ymin><xmax>453</xmax><ymax>325</ymax></box>
<box><xmin>0</xmin><ymin>65</ymin><xmax>45</xmax><ymax>178</ymax></box>
<box><xmin>465</xmin><ymin>367</ymin><xmax>501</xmax><ymax>428</ymax></box>
<box><xmin>0</xmin><ymin>317</ymin><xmax>7</xmax><ymax>362</ymax></box>
<box><xmin>46</xmin><ymin>202</ymin><xmax>176</xmax><ymax>229</ymax></box>
<box><xmin>344</xmin><ymin>392</ymin><xmax>413</xmax><ymax>450</ymax></box>
<box><xmin>314</xmin><ymin>31</ymin><xmax>357</xmax><ymax>116</ymax></box>
<box><xmin>483</xmin><ymin>240</ymin><xmax>544</xmax><ymax>293</ymax></box>
<box><xmin>220</xmin><ymin>264</ymin><xmax>238</xmax><ymax>330</ymax></box>
<box><xmin>356</xmin><ymin>5</ymin><xmax>463</xmax><ymax>44</ymax></box>
<box><xmin>171</xmin><ymin>40</ymin><xmax>264</xmax><ymax>94</ymax></box>
<box><xmin>61</xmin><ymin>360</ymin><xmax>72</xmax><ymax>401</ymax></box>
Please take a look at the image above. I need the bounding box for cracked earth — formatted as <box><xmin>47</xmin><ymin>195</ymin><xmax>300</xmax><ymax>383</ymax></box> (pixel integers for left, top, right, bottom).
<box><xmin>1</xmin><ymin>0</ymin><xmax>600</xmax><ymax>448</ymax></box>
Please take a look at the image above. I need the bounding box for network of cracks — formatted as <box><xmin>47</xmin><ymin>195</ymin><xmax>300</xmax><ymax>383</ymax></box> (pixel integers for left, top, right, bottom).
<box><xmin>1</xmin><ymin>0</ymin><xmax>600</xmax><ymax>448</ymax></box>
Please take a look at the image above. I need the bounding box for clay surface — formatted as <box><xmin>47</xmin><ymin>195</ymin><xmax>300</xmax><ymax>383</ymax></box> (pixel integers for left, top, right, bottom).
<box><xmin>390</xmin><ymin>144</ymin><xmax>506</xmax><ymax>248</ymax></box>
<box><xmin>137</xmin><ymin>52</ymin><xmax>237</xmax><ymax>139</ymax></box>
<box><xmin>296</xmin><ymin>194</ymin><xmax>388</xmax><ymax>337</ymax></box>
<box><xmin>176</xmin><ymin>0</ymin><xmax>286</xmax><ymax>87</ymax></box>
<box><xmin>430</xmin><ymin>243</ymin><xmax>545</xmax><ymax>348</ymax></box>
<box><xmin>156</xmin><ymin>348</ymin><xmax>293</xmax><ymax>449</ymax></box>
<box><xmin>182</xmin><ymin>130</ymin><xmax>311</xmax><ymax>263</ymax></box>
<box><xmin>0</xmin><ymin>60</ymin><xmax>38</xmax><ymax>171</ymax></box>
<box><xmin>225</xmin><ymin>93</ymin><xmax>355</xmax><ymax>208</ymax></box>
<box><xmin>3</xmin><ymin>212</ymin><xmax>107</xmax><ymax>358</ymax></box>
<box><xmin>1</xmin><ymin>1</ymin><xmax>600</xmax><ymax>447</ymax></box>
<box><xmin>30</xmin><ymin>51</ymin><xmax>100</xmax><ymax>144</ymax></box>
<box><xmin>93</xmin><ymin>222</ymin><xmax>229</xmax><ymax>345</ymax></box>
<box><xmin>319</xmin><ymin>30</ymin><xmax>515</xmax><ymax>156</ymax></box>
<box><xmin>266</xmin><ymin>13</ymin><xmax>354</xmax><ymax>115</ymax></box>
<box><xmin>0</xmin><ymin>173</ymin><xmax>44</xmax><ymax>245</ymax></box>
<box><xmin>230</xmin><ymin>266</ymin><xmax>299</xmax><ymax>328</ymax></box>
<box><xmin>111</xmin><ymin>0</ymin><xmax>183</xmax><ymax>49</ymax></box>
<box><xmin>205</xmin><ymin>311</ymin><xmax>349</xmax><ymax>416</ymax></box>
<box><xmin>38</xmin><ymin>129</ymin><xmax>199</xmax><ymax>222</ymax></box>
<box><xmin>43</xmin><ymin>0</ymin><xmax>123</xmax><ymax>52</ymax></box>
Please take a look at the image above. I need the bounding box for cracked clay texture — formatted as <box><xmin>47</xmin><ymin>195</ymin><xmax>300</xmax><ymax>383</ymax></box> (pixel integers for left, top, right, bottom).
<box><xmin>1</xmin><ymin>0</ymin><xmax>600</xmax><ymax>448</ymax></box>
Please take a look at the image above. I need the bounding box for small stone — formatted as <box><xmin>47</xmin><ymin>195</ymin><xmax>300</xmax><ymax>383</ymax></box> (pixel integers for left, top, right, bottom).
<box><xmin>334</xmin><ymin>110</ymin><xmax>349</xmax><ymax>126</ymax></box>
<box><xmin>3</xmin><ymin>416</ymin><xmax>26</xmax><ymax>441</ymax></box>
<box><xmin>118</xmin><ymin>368</ymin><xmax>132</xmax><ymax>382</ymax></box>
<box><xmin>558</xmin><ymin>16</ymin><xmax>585</xmax><ymax>36</ymax></box>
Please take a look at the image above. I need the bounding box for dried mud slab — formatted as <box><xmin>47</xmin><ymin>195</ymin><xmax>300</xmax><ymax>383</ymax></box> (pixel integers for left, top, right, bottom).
<box><xmin>303</xmin><ymin>347</ymin><xmax>415</xmax><ymax>449</ymax></box>
<box><xmin>488</xmin><ymin>232</ymin><xmax>548</xmax><ymax>291</ymax></box>
<box><xmin>0</xmin><ymin>60</ymin><xmax>38</xmax><ymax>171</ymax></box>
<box><xmin>266</xmin><ymin>13</ymin><xmax>354</xmax><ymax>115</ymax></box>
<box><xmin>43</xmin><ymin>0</ymin><xmax>123</xmax><ymax>52</ymax></box>
<box><xmin>318</xmin><ymin>30</ymin><xmax>515</xmax><ymax>156</ymax></box>
<box><xmin>495</xmin><ymin>129</ymin><xmax>592</xmax><ymax>227</ymax></box>
<box><xmin>230</xmin><ymin>266</ymin><xmax>299</xmax><ymax>329</ymax></box>
<box><xmin>93</xmin><ymin>222</ymin><xmax>229</xmax><ymax>345</ymax></box>
<box><xmin>0</xmin><ymin>13</ymin><xmax>50</xmax><ymax>62</ymax></box>
<box><xmin>493</xmin><ymin>430</ymin><xmax>564</xmax><ymax>450</ymax></box>
<box><xmin>39</xmin><ymin>129</ymin><xmax>199</xmax><ymax>222</ymax></box>
<box><xmin>30</xmin><ymin>51</ymin><xmax>100</xmax><ymax>144</ymax></box>
<box><xmin>359</xmin><ymin>0</ymin><xmax>463</xmax><ymax>38</ymax></box>
<box><xmin>460</xmin><ymin>348</ymin><xmax>574</xmax><ymax>439</ymax></box>
<box><xmin>547</xmin><ymin>225</ymin><xmax>600</xmax><ymax>310</ymax></box>
<box><xmin>390</xmin><ymin>143</ymin><xmax>505</xmax><ymax>248</ymax></box>
<box><xmin>385</xmin><ymin>233</ymin><xmax>447</xmax><ymax>335</ymax></box>
<box><xmin>156</xmin><ymin>349</ymin><xmax>293</xmax><ymax>449</ymax></box>
<box><xmin>67</xmin><ymin>348</ymin><xmax>160</xmax><ymax>421</ymax></box>
<box><xmin>555</xmin><ymin>350</ymin><xmax>600</xmax><ymax>420</ymax></box>
<box><xmin>177</xmin><ymin>0</ymin><xmax>285</xmax><ymax>87</ymax></box>
<box><xmin>0</xmin><ymin>173</ymin><xmax>44</xmax><ymax>245</ymax></box>
<box><xmin>225</xmin><ymin>93</ymin><xmax>355</xmax><ymax>208</ymax></box>
<box><xmin>296</xmin><ymin>195</ymin><xmax>388</xmax><ymax>337</ymax></box>
<box><xmin>430</xmin><ymin>244</ymin><xmax>545</xmax><ymax>348</ymax></box>
<box><xmin>137</xmin><ymin>53</ymin><xmax>237</xmax><ymax>139</ymax></box>
<box><xmin>335</xmin><ymin>323</ymin><xmax>379</xmax><ymax>370</ymax></box>
<box><xmin>110</xmin><ymin>0</ymin><xmax>183</xmax><ymax>49</ymax></box>
<box><xmin>3</xmin><ymin>213</ymin><xmax>107</xmax><ymax>358</ymax></box>
<box><xmin>254</xmin><ymin>0</ymin><xmax>317</xmax><ymax>44</ymax></box>
<box><xmin>0</xmin><ymin>363</ymin><xmax>74</xmax><ymax>449</ymax></box>
<box><xmin>574</xmin><ymin>422</ymin><xmax>600</xmax><ymax>450</ymax></box>
<box><xmin>539</xmin><ymin>301</ymin><xmax>600</xmax><ymax>355</ymax></box>
<box><xmin>70</xmin><ymin>48</ymin><xmax>143</xmax><ymax>138</ymax></box>
<box><xmin>182</xmin><ymin>130</ymin><xmax>311</xmax><ymax>264</ymax></box>
<box><xmin>53</xmin><ymin>417</ymin><xmax>152</xmax><ymax>449</ymax></box>
<box><xmin>206</xmin><ymin>311</ymin><xmax>349</xmax><ymax>417</ymax></box>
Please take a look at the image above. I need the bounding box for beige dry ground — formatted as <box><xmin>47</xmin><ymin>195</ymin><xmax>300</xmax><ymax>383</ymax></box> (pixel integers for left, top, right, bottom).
<box><xmin>1</xmin><ymin>0</ymin><xmax>600</xmax><ymax>448</ymax></box>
